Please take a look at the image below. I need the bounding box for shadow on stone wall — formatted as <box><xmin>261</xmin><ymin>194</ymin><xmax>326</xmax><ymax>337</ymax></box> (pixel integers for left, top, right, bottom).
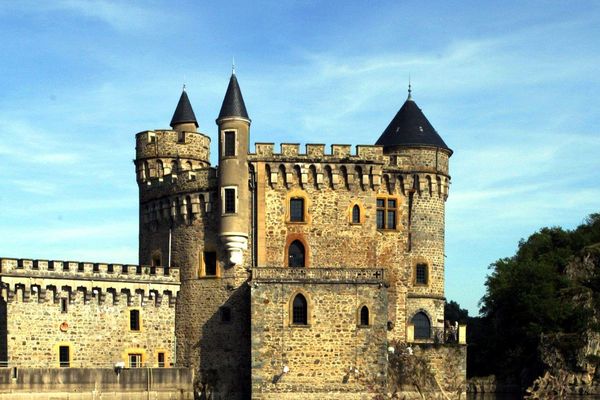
<box><xmin>196</xmin><ymin>284</ymin><xmax>251</xmax><ymax>399</ymax></box>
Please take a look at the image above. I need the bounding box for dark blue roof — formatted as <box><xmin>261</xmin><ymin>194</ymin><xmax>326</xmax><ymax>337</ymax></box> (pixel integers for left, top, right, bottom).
<box><xmin>170</xmin><ymin>90</ymin><xmax>198</xmax><ymax>128</ymax></box>
<box><xmin>218</xmin><ymin>73</ymin><xmax>249</xmax><ymax>121</ymax></box>
<box><xmin>375</xmin><ymin>98</ymin><xmax>451</xmax><ymax>153</ymax></box>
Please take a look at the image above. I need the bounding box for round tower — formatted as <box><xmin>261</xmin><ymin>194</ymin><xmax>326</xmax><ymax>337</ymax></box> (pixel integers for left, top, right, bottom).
<box><xmin>375</xmin><ymin>86</ymin><xmax>452</xmax><ymax>341</ymax></box>
<box><xmin>134</xmin><ymin>88</ymin><xmax>213</xmax><ymax>281</ymax></box>
<box><xmin>216</xmin><ymin>72</ymin><xmax>251</xmax><ymax>266</ymax></box>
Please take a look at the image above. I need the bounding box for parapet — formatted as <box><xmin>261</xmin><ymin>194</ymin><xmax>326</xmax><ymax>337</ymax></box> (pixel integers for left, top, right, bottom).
<box><xmin>0</xmin><ymin>258</ymin><xmax>180</xmax><ymax>307</ymax></box>
<box><xmin>251</xmin><ymin>143</ymin><xmax>385</xmax><ymax>163</ymax></box>
<box><xmin>135</xmin><ymin>129</ymin><xmax>211</xmax><ymax>164</ymax></box>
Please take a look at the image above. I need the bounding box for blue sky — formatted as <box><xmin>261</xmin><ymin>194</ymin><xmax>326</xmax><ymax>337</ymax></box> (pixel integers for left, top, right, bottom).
<box><xmin>0</xmin><ymin>1</ymin><xmax>599</xmax><ymax>315</ymax></box>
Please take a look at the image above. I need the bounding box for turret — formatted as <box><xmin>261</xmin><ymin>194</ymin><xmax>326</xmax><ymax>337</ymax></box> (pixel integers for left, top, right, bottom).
<box><xmin>376</xmin><ymin>85</ymin><xmax>452</xmax><ymax>339</ymax></box>
<box><xmin>170</xmin><ymin>88</ymin><xmax>199</xmax><ymax>133</ymax></box>
<box><xmin>216</xmin><ymin>72</ymin><xmax>251</xmax><ymax>265</ymax></box>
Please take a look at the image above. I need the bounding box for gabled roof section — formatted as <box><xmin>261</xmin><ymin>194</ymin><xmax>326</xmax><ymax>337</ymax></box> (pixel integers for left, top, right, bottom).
<box><xmin>170</xmin><ymin>90</ymin><xmax>198</xmax><ymax>128</ymax></box>
<box><xmin>218</xmin><ymin>73</ymin><xmax>250</xmax><ymax>121</ymax></box>
<box><xmin>375</xmin><ymin>96</ymin><xmax>451</xmax><ymax>153</ymax></box>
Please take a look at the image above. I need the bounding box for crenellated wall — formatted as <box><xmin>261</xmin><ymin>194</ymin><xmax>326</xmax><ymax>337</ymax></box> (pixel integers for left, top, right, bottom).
<box><xmin>0</xmin><ymin>258</ymin><xmax>179</xmax><ymax>369</ymax></box>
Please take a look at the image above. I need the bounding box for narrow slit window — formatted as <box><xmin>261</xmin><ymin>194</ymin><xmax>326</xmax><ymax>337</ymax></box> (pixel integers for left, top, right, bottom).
<box><xmin>157</xmin><ymin>352</ymin><xmax>165</xmax><ymax>368</ymax></box>
<box><xmin>60</xmin><ymin>298</ymin><xmax>68</xmax><ymax>314</ymax></box>
<box><xmin>352</xmin><ymin>204</ymin><xmax>361</xmax><ymax>224</ymax></box>
<box><xmin>224</xmin><ymin>131</ymin><xmax>236</xmax><ymax>157</ymax></box>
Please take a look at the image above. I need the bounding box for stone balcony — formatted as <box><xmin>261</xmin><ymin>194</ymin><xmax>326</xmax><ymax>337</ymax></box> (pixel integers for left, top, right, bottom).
<box><xmin>251</xmin><ymin>267</ymin><xmax>385</xmax><ymax>284</ymax></box>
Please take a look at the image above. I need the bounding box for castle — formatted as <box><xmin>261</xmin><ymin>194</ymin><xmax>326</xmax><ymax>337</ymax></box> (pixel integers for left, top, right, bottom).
<box><xmin>0</xmin><ymin>71</ymin><xmax>465</xmax><ymax>399</ymax></box>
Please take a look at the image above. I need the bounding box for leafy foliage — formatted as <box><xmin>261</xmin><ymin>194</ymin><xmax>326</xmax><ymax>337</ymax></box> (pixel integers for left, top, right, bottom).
<box><xmin>468</xmin><ymin>213</ymin><xmax>600</xmax><ymax>385</ymax></box>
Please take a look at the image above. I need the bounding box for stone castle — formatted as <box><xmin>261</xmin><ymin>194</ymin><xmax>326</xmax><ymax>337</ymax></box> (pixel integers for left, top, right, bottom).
<box><xmin>0</xmin><ymin>71</ymin><xmax>465</xmax><ymax>399</ymax></box>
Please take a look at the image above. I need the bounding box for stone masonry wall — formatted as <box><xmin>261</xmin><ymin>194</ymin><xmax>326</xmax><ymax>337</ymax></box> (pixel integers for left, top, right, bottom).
<box><xmin>251</xmin><ymin>280</ymin><xmax>387</xmax><ymax>398</ymax></box>
<box><xmin>0</xmin><ymin>259</ymin><xmax>178</xmax><ymax>369</ymax></box>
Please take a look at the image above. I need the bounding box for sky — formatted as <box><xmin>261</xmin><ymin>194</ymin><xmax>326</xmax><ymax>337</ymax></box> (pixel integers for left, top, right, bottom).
<box><xmin>0</xmin><ymin>1</ymin><xmax>599</xmax><ymax>315</ymax></box>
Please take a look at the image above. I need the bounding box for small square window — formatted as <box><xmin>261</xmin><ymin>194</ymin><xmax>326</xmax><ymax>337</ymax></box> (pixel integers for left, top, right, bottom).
<box><xmin>290</xmin><ymin>198</ymin><xmax>304</xmax><ymax>222</ymax></box>
<box><xmin>224</xmin><ymin>131</ymin><xmax>235</xmax><ymax>157</ymax></box>
<box><xmin>416</xmin><ymin>264</ymin><xmax>428</xmax><ymax>285</ymax></box>
<box><xmin>224</xmin><ymin>188</ymin><xmax>236</xmax><ymax>214</ymax></box>
<box><xmin>130</xmin><ymin>309</ymin><xmax>140</xmax><ymax>331</ymax></box>
<box><xmin>129</xmin><ymin>353</ymin><xmax>142</xmax><ymax>368</ymax></box>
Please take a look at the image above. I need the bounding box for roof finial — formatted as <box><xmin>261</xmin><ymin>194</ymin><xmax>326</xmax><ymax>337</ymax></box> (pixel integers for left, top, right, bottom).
<box><xmin>182</xmin><ymin>83</ymin><xmax>186</xmax><ymax>92</ymax></box>
<box><xmin>232</xmin><ymin>56</ymin><xmax>236</xmax><ymax>75</ymax></box>
<box><xmin>407</xmin><ymin>74</ymin><xmax>412</xmax><ymax>100</ymax></box>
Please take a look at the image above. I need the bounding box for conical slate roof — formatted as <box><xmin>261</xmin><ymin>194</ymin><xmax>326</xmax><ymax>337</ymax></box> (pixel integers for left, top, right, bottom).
<box><xmin>218</xmin><ymin>73</ymin><xmax>249</xmax><ymax>121</ymax></box>
<box><xmin>170</xmin><ymin>90</ymin><xmax>198</xmax><ymax>128</ymax></box>
<box><xmin>375</xmin><ymin>96</ymin><xmax>451</xmax><ymax>153</ymax></box>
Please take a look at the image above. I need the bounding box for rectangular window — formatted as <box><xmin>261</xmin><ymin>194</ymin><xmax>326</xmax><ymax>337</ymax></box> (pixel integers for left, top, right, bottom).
<box><xmin>416</xmin><ymin>263</ymin><xmax>428</xmax><ymax>285</ymax></box>
<box><xmin>224</xmin><ymin>131</ymin><xmax>236</xmax><ymax>157</ymax></box>
<box><xmin>129</xmin><ymin>353</ymin><xmax>142</xmax><ymax>368</ymax></box>
<box><xmin>59</xmin><ymin>346</ymin><xmax>70</xmax><ymax>368</ymax></box>
<box><xmin>130</xmin><ymin>309</ymin><xmax>140</xmax><ymax>331</ymax></box>
<box><xmin>204</xmin><ymin>252</ymin><xmax>217</xmax><ymax>276</ymax></box>
<box><xmin>220</xmin><ymin>307</ymin><xmax>232</xmax><ymax>323</ymax></box>
<box><xmin>290</xmin><ymin>198</ymin><xmax>304</xmax><ymax>222</ymax></box>
<box><xmin>60</xmin><ymin>298</ymin><xmax>68</xmax><ymax>313</ymax></box>
<box><xmin>157</xmin><ymin>352</ymin><xmax>165</xmax><ymax>368</ymax></box>
<box><xmin>376</xmin><ymin>198</ymin><xmax>397</xmax><ymax>230</ymax></box>
<box><xmin>224</xmin><ymin>188</ymin><xmax>236</xmax><ymax>214</ymax></box>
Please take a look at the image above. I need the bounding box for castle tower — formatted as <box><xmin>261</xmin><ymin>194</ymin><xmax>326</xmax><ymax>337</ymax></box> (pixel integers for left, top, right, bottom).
<box><xmin>375</xmin><ymin>87</ymin><xmax>452</xmax><ymax>341</ymax></box>
<box><xmin>216</xmin><ymin>72</ymin><xmax>251</xmax><ymax>266</ymax></box>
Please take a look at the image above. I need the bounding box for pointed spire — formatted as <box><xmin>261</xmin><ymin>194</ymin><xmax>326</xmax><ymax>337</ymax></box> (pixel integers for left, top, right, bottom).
<box><xmin>170</xmin><ymin>89</ymin><xmax>198</xmax><ymax>129</ymax></box>
<box><xmin>407</xmin><ymin>74</ymin><xmax>413</xmax><ymax>101</ymax></box>
<box><xmin>217</xmin><ymin>73</ymin><xmax>250</xmax><ymax>122</ymax></box>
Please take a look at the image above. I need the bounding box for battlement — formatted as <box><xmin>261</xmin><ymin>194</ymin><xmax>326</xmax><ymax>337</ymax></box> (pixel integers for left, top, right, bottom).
<box><xmin>139</xmin><ymin>167</ymin><xmax>217</xmax><ymax>204</ymax></box>
<box><xmin>136</xmin><ymin>129</ymin><xmax>211</xmax><ymax>162</ymax></box>
<box><xmin>251</xmin><ymin>143</ymin><xmax>384</xmax><ymax>162</ymax></box>
<box><xmin>0</xmin><ymin>258</ymin><xmax>179</xmax><ymax>307</ymax></box>
<box><xmin>0</xmin><ymin>258</ymin><xmax>179</xmax><ymax>282</ymax></box>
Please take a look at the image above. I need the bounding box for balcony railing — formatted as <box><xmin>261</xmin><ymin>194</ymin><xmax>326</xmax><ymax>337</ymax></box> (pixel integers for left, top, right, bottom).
<box><xmin>252</xmin><ymin>267</ymin><xmax>385</xmax><ymax>284</ymax></box>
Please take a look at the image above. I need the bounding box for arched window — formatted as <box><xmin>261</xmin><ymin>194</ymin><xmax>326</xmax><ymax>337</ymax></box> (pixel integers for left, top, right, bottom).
<box><xmin>171</xmin><ymin>160</ymin><xmax>178</xmax><ymax>174</ymax></box>
<box><xmin>151</xmin><ymin>253</ymin><xmax>161</xmax><ymax>267</ymax></box>
<box><xmin>288</xmin><ymin>240</ymin><xmax>305</xmax><ymax>268</ymax></box>
<box><xmin>412</xmin><ymin>312</ymin><xmax>431</xmax><ymax>339</ymax></box>
<box><xmin>359</xmin><ymin>305</ymin><xmax>369</xmax><ymax>326</ymax></box>
<box><xmin>156</xmin><ymin>160</ymin><xmax>164</xmax><ymax>177</ymax></box>
<box><xmin>292</xmin><ymin>294</ymin><xmax>307</xmax><ymax>325</ymax></box>
<box><xmin>352</xmin><ymin>204</ymin><xmax>361</xmax><ymax>224</ymax></box>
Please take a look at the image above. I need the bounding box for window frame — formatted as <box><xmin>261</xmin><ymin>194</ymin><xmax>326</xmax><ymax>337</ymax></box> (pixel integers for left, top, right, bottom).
<box><xmin>59</xmin><ymin>345</ymin><xmax>70</xmax><ymax>368</ymax></box>
<box><xmin>376</xmin><ymin>197</ymin><xmax>398</xmax><ymax>230</ymax></box>
<box><xmin>202</xmin><ymin>251</ymin><xmax>218</xmax><ymax>277</ymax></box>
<box><xmin>412</xmin><ymin>311</ymin><xmax>432</xmax><ymax>340</ymax></box>
<box><xmin>414</xmin><ymin>263</ymin><xmax>429</xmax><ymax>286</ymax></box>
<box><xmin>289</xmin><ymin>197</ymin><xmax>305</xmax><ymax>223</ymax></box>
<box><xmin>290</xmin><ymin>293</ymin><xmax>309</xmax><ymax>326</ymax></box>
<box><xmin>157</xmin><ymin>352</ymin><xmax>166</xmax><ymax>368</ymax></box>
<box><xmin>288</xmin><ymin>240</ymin><xmax>306</xmax><ymax>268</ymax></box>
<box><xmin>223</xmin><ymin>130</ymin><xmax>236</xmax><ymax>157</ymax></box>
<box><xmin>128</xmin><ymin>353</ymin><xmax>143</xmax><ymax>368</ymax></box>
<box><xmin>129</xmin><ymin>309</ymin><xmax>141</xmax><ymax>332</ymax></box>
<box><xmin>222</xmin><ymin>186</ymin><xmax>237</xmax><ymax>215</ymax></box>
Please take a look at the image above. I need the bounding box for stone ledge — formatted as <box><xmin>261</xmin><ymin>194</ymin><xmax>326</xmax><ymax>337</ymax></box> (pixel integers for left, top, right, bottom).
<box><xmin>251</xmin><ymin>267</ymin><xmax>385</xmax><ymax>284</ymax></box>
